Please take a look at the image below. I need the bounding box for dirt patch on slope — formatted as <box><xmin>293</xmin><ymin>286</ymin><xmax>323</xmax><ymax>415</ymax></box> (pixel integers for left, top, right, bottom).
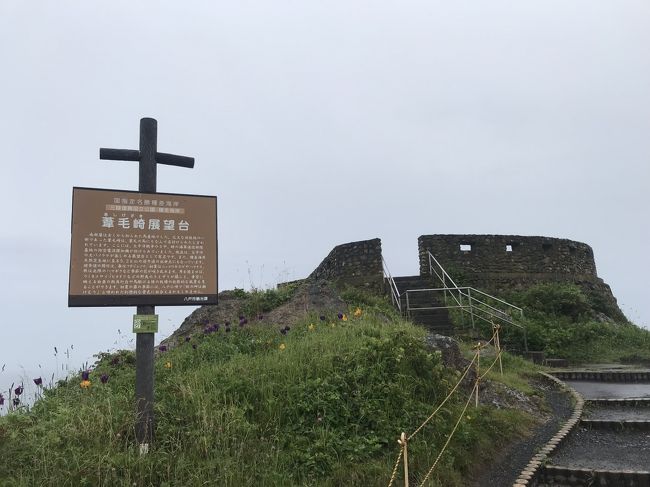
<box><xmin>469</xmin><ymin>377</ymin><xmax>572</xmax><ymax>486</ymax></box>
<box><xmin>163</xmin><ymin>280</ymin><xmax>347</xmax><ymax>347</ymax></box>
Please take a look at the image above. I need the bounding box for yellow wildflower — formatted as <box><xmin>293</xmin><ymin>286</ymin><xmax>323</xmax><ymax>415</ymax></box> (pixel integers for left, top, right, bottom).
<box><xmin>308</xmin><ymin>324</ymin><xmax>315</xmax><ymax>331</ymax></box>
<box><xmin>279</xmin><ymin>343</ymin><xmax>286</xmax><ymax>351</ymax></box>
<box><xmin>330</xmin><ymin>323</ymin><xmax>336</xmax><ymax>328</ymax></box>
<box><xmin>342</xmin><ymin>314</ymin><xmax>348</xmax><ymax>321</ymax></box>
<box><xmin>354</xmin><ymin>307</ymin><xmax>362</xmax><ymax>317</ymax></box>
<box><xmin>164</xmin><ymin>361</ymin><xmax>172</xmax><ymax>369</ymax></box>
<box><xmin>80</xmin><ymin>380</ymin><xmax>91</xmax><ymax>389</ymax></box>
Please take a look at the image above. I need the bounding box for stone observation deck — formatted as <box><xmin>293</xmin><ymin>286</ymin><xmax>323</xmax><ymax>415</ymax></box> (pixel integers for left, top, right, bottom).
<box><xmin>306</xmin><ymin>234</ymin><xmax>625</xmax><ymax>328</ymax></box>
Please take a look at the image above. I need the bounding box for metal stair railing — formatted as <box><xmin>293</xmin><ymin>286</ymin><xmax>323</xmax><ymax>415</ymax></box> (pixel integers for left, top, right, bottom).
<box><xmin>382</xmin><ymin>256</ymin><xmax>401</xmax><ymax>314</ymax></box>
<box><xmin>427</xmin><ymin>251</ymin><xmax>524</xmax><ymax>322</ymax></box>
<box><xmin>400</xmin><ymin>251</ymin><xmax>528</xmax><ymax>351</ymax></box>
<box><xmin>405</xmin><ymin>287</ymin><xmax>520</xmax><ymax>323</ymax></box>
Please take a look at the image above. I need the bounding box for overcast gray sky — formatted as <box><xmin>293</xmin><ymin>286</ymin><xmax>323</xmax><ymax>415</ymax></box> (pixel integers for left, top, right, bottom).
<box><xmin>1</xmin><ymin>1</ymin><xmax>648</xmax><ymax>401</ymax></box>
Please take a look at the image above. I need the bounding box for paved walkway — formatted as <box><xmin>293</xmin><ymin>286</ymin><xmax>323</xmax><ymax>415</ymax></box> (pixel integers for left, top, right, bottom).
<box><xmin>540</xmin><ymin>368</ymin><xmax>650</xmax><ymax>486</ymax></box>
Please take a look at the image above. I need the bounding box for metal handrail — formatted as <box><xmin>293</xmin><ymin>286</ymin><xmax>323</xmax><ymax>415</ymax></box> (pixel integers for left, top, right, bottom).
<box><xmin>428</xmin><ymin>252</ymin><xmax>459</xmax><ymax>289</ymax></box>
<box><xmin>404</xmin><ymin>287</ymin><xmax>524</xmax><ymax>329</ymax></box>
<box><xmin>382</xmin><ymin>251</ymin><xmax>528</xmax><ymax>350</ymax></box>
<box><xmin>382</xmin><ymin>256</ymin><xmax>401</xmax><ymax>313</ymax></box>
<box><xmin>421</xmin><ymin>250</ymin><xmax>528</xmax><ymax>351</ymax></box>
<box><xmin>406</xmin><ymin>301</ymin><xmax>516</xmax><ymax>330</ymax></box>
<box><xmin>427</xmin><ymin>251</ymin><xmax>522</xmax><ymax>317</ymax></box>
<box><xmin>465</xmin><ymin>286</ymin><xmax>523</xmax><ymax>313</ymax></box>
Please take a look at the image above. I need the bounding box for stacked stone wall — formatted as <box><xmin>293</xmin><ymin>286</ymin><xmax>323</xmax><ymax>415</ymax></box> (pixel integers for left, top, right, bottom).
<box><xmin>418</xmin><ymin>235</ymin><xmax>597</xmax><ymax>278</ymax></box>
<box><xmin>418</xmin><ymin>234</ymin><xmax>625</xmax><ymax>322</ymax></box>
<box><xmin>308</xmin><ymin>238</ymin><xmax>383</xmax><ymax>291</ymax></box>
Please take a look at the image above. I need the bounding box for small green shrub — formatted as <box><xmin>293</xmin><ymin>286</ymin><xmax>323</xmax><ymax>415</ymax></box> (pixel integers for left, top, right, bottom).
<box><xmin>515</xmin><ymin>283</ymin><xmax>590</xmax><ymax>321</ymax></box>
<box><xmin>339</xmin><ymin>286</ymin><xmax>400</xmax><ymax>318</ymax></box>
<box><xmin>449</xmin><ymin>283</ymin><xmax>650</xmax><ymax>364</ymax></box>
<box><xmin>232</xmin><ymin>283</ymin><xmax>298</xmax><ymax>317</ymax></box>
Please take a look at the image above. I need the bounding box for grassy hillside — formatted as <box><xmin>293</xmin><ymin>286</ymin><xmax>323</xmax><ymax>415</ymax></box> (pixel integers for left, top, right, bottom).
<box><xmin>0</xmin><ymin>299</ymin><xmax>535</xmax><ymax>486</ymax></box>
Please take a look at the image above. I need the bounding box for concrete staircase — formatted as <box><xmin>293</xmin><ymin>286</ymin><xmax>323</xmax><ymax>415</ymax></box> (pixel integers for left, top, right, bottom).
<box><xmin>392</xmin><ymin>275</ymin><xmax>455</xmax><ymax>336</ymax></box>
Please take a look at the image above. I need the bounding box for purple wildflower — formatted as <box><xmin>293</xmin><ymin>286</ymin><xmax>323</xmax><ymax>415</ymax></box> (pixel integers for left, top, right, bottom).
<box><xmin>81</xmin><ymin>370</ymin><xmax>90</xmax><ymax>381</ymax></box>
<box><xmin>185</xmin><ymin>336</ymin><xmax>191</xmax><ymax>342</ymax></box>
<box><xmin>158</xmin><ymin>345</ymin><xmax>168</xmax><ymax>352</ymax></box>
<box><xmin>280</xmin><ymin>326</ymin><xmax>291</xmax><ymax>335</ymax></box>
<box><xmin>337</xmin><ymin>313</ymin><xmax>344</xmax><ymax>320</ymax></box>
<box><xmin>239</xmin><ymin>318</ymin><xmax>248</xmax><ymax>327</ymax></box>
<box><xmin>100</xmin><ymin>374</ymin><xmax>109</xmax><ymax>384</ymax></box>
<box><xmin>33</xmin><ymin>377</ymin><xmax>43</xmax><ymax>387</ymax></box>
<box><xmin>239</xmin><ymin>315</ymin><xmax>245</xmax><ymax>321</ymax></box>
<box><xmin>320</xmin><ymin>315</ymin><xmax>326</xmax><ymax>321</ymax></box>
<box><xmin>14</xmin><ymin>386</ymin><xmax>23</xmax><ymax>396</ymax></box>
<box><xmin>225</xmin><ymin>325</ymin><xmax>231</xmax><ymax>332</ymax></box>
<box><xmin>12</xmin><ymin>398</ymin><xmax>20</xmax><ymax>407</ymax></box>
<box><xmin>192</xmin><ymin>344</ymin><xmax>197</xmax><ymax>350</ymax></box>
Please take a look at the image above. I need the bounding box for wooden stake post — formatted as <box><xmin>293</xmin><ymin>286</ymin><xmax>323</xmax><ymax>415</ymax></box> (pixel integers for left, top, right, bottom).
<box><xmin>398</xmin><ymin>432</ymin><xmax>409</xmax><ymax>487</ymax></box>
<box><xmin>474</xmin><ymin>342</ymin><xmax>481</xmax><ymax>408</ymax></box>
<box><xmin>100</xmin><ymin>118</ymin><xmax>194</xmax><ymax>448</ymax></box>
<box><xmin>494</xmin><ymin>323</ymin><xmax>503</xmax><ymax>377</ymax></box>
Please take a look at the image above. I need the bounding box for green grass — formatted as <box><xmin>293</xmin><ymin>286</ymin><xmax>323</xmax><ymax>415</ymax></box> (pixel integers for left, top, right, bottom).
<box><xmin>459</xmin><ymin>343</ymin><xmax>541</xmax><ymax>396</ymax></box>
<box><xmin>0</xmin><ymin>309</ymin><xmax>535</xmax><ymax>486</ymax></box>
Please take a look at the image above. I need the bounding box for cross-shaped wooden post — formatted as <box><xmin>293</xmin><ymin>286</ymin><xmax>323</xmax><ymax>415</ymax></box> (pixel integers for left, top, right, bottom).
<box><xmin>100</xmin><ymin>117</ymin><xmax>194</xmax><ymax>449</ymax></box>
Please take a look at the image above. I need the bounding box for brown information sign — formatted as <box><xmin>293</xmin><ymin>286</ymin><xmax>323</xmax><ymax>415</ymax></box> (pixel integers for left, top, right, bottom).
<box><xmin>69</xmin><ymin>187</ymin><xmax>217</xmax><ymax>307</ymax></box>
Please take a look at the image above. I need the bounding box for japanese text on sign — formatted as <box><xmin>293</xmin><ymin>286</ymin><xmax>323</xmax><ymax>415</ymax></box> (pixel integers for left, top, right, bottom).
<box><xmin>69</xmin><ymin>188</ymin><xmax>217</xmax><ymax>307</ymax></box>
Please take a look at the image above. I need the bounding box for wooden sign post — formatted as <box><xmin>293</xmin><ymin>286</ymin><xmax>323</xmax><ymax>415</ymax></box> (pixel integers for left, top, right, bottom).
<box><xmin>100</xmin><ymin>118</ymin><xmax>195</xmax><ymax>449</ymax></box>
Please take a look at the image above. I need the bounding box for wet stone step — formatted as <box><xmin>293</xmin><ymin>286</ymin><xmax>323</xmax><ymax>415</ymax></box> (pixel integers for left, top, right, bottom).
<box><xmin>588</xmin><ymin>398</ymin><xmax>650</xmax><ymax>407</ymax></box>
<box><xmin>538</xmin><ymin>466</ymin><xmax>650</xmax><ymax>487</ymax></box>
<box><xmin>585</xmin><ymin>404</ymin><xmax>650</xmax><ymax>422</ymax></box>
<box><xmin>547</xmin><ymin>427</ymin><xmax>650</xmax><ymax>472</ymax></box>
<box><xmin>563</xmin><ymin>381</ymin><xmax>650</xmax><ymax>400</ymax></box>
<box><xmin>553</xmin><ymin>371</ymin><xmax>650</xmax><ymax>381</ymax></box>
<box><xmin>580</xmin><ymin>419</ymin><xmax>650</xmax><ymax>431</ymax></box>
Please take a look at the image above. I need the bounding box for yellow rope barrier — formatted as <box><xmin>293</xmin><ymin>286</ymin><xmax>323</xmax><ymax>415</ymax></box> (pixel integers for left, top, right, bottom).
<box><xmin>483</xmin><ymin>327</ymin><xmax>498</xmax><ymax>347</ymax></box>
<box><xmin>386</xmin><ymin>325</ymin><xmax>508</xmax><ymax>486</ymax></box>
<box><xmin>407</xmin><ymin>352</ymin><xmax>477</xmax><ymax>441</ymax></box>
<box><xmin>418</xmin><ymin>382</ymin><xmax>479</xmax><ymax>486</ymax></box>
<box><xmin>479</xmin><ymin>347</ymin><xmax>504</xmax><ymax>381</ymax></box>
<box><xmin>387</xmin><ymin>443</ymin><xmax>405</xmax><ymax>487</ymax></box>
<box><xmin>473</xmin><ymin>342</ymin><xmax>481</xmax><ymax>407</ymax></box>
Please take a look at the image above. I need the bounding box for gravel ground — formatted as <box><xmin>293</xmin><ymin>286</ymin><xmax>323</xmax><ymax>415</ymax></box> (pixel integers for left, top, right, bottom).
<box><xmin>548</xmin><ymin>427</ymin><xmax>650</xmax><ymax>471</ymax></box>
<box><xmin>469</xmin><ymin>378</ymin><xmax>572</xmax><ymax>487</ymax></box>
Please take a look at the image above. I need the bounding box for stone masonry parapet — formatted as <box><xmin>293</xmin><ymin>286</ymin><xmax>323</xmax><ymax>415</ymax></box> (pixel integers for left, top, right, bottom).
<box><xmin>308</xmin><ymin>238</ymin><xmax>383</xmax><ymax>291</ymax></box>
<box><xmin>419</xmin><ymin>234</ymin><xmax>598</xmax><ymax>278</ymax></box>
